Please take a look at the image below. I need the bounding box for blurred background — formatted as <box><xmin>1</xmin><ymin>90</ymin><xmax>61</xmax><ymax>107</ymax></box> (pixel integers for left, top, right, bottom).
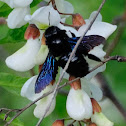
<box><xmin>0</xmin><ymin>0</ymin><xmax>126</xmax><ymax>125</ymax></box>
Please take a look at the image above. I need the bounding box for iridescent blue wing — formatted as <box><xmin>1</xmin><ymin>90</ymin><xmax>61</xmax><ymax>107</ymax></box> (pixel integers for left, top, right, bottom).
<box><xmin>35</xmin><ymin>54</ymin><xmax>58</xmax><ymax>93</ymax></box>
<box><xmin>68</xmin><ymin>35</ymin><xmax>105</xmax><ymax>53</ymax></box>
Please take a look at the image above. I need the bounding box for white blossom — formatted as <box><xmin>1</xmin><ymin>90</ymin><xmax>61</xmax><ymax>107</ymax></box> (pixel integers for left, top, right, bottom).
<box><xmin>66</xmin><ymin>88</ymin><xmax>92</xmax><ymax>120</ymax></box>
<box><xmin>6</xmin><ymin>7</ymin><xmax>30</xmax><ymax>29</ymax></box>
<box><xmin>21</xmin><ymin>76</ymin><xmax>56</xmax><ymax>118</ymax></box>
<box><xmin>25</xmin><ymin>5</ymin><xmax>61</xmax><ymax>29</ymax></box>
<box><xmin>5</xmin><ymin>38</ymin><xmax>41</xmax><ymax>72</ymax></box>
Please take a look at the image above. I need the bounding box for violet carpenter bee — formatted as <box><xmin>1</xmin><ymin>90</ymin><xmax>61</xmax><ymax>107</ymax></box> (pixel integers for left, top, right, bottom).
<box><xmin>35</xmin><ymin>26</ymin><xmax>105</xmax><ymax>93</ymax></box>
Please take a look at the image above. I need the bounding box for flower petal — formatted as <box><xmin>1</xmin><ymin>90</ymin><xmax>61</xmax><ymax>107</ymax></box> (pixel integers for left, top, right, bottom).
<box><xmin>66</xmin><ymin>88</ymin><xmax>92</xmax><ymax>120</ymax></box>
<box><xmin>88</xmin><ymin>45</ymin><xmax>106</xmax><ymax>60</ymax></box>
<box><xmin>0</xmin><ymin>0</ymin><xmax>33</xmax><ymax>8</ymax></box>
<box><xmin>21</xmin><ymin>76</ymin><xmax>55</xmax><ymax>103</ymax></box>
<box><xmin>57</xmin><ymin>23</ymin><xmax>80</xmax><ymax>37</ymax></box>
<box><xmin>28</xmin><ymin>5</ymin><xmax>61</xmax><ymax>29</ymax></box>
<box><xmin>0</xmin><ymin>0</ymin><xmax>14</xmax><ymax>8</ymax></box>
<box><xmin>34</xmin><ymin>95</ymin><xmax>56</xmax><ymax>118</ymax></box>
<box><xmin>7</xmin><ymin>7</ymin><xmax>30</xmax><ymax>29</ymax></box>
<box><xmin>88</xmin><ymin>11</ymin><xmax>102</xmax><ymax>22</ymax></box>
<box><xmin>81</xmin><ymin>78</ymin><xmax>92</xmax><ymax>97</ymax></box>
<box><xmin>85</xmin><ymin>64</ymin><xmax>106</xmax><ymax>80</ymax></box>
<box><xmin>55</xmin><ymin>0</ymin><xmax>74</xmax><ymax>18</ymax></box>
<box><xmin>60</xmin><ymin>68</ymin><xmax>69</xmax><ymax>80</ymax></box>
<box><xmin>21</xmin><ymin>75</ymin><xmax>43</xmax><ymax>101</ymax></box>
<box><xmin>78</xmin><ymin>21</ymin><xmax>117</xmax><ymax>39</ymax></box>
<box><xmin>35</xmin><ymin>45</ymin><xmax>49</xmax><ymax>65</ymax></box>
<box><xmin>13</xmin><ymin>0</ymin><xmax>33</xmax><ymax>7</ymax></box>
<box><xmin>91</xmin><ymin>112</ymin><xmax>114</xmax><ymax>126</ymax></box>
<box><xmin>89</xmin><ymin>83</ymin><xmax>103</xmax><ymax>101</ymax></box>
<box><xmin>81</xmin><ymin>78</ymin><xmax>103</xmax><ymax>101</ymax></box>
<box><xmin>5</xmin><ymin>38</ymin><xmax>41</xmax><ymax>72</ymax></box>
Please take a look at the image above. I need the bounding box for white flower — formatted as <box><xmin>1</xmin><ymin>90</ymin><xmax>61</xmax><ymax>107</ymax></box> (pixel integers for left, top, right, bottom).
<box><xmin>0</xmin><ymin>0</ymin><xmax>33</xmax><ymax>8</ymax></box>
<box><xmin>21</xmin><ymin>76</ymin><xmax>56</xmax><ymax>118</ymax></box>
<box><xmin>25</xmin><ymin>5</ymin><xmax>61</xmax><ymax>29</ymax></box>
<box><xmin>78</xmin><ymin>11</ymin><xmax>117</xmax><ymax>39</ymax></box>
<box><xmin>5</xmin><ymin>38</ymin><xmax>41</xmax><ymax>72</ymax></box>
<box><xmin>91</xmin><ymin>112</ymin><xmax>114</xmax><ymax>126</ymax></box>
<box><xmin>66</xmin><ymin>88</ymin><xmax>92</xmax><ymax>120</ymax></box>
<box><xmin>7</xmin><ymin>7</ymin><xmax>30</xmax><ymax>29</ymax></box>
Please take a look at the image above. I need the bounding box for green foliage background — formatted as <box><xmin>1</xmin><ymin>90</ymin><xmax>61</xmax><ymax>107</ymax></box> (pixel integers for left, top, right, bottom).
<box><xmin>0</xmin><ymin>0</ymin><xmax>126</xmax><ymax>126</ymax></box>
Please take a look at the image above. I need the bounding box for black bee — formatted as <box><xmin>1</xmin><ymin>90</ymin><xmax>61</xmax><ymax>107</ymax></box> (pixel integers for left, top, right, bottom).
<box><xmin>35</xmin><ymin>26</ymin><xmax>105</xmax><ymax>93</ymax></box>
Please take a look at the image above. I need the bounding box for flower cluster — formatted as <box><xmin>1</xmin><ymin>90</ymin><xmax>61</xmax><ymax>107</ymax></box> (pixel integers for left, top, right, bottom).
<box><xmin>2</xmin><ymin>0</ymin><xmax>117</xmax><ymax>125</ymax></box>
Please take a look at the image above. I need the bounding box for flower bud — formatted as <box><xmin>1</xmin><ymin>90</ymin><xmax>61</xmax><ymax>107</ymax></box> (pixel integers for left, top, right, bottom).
<box><xmin>91</xmin><ymin>112</ymin><xmax>114</xmax><ymax>126</ymax></box>
<box><xmin>24</xmin><ymin>24</ymin><xmax>40</xmax><ymax>40</ymax></box>
<box><xmin>72</xmin><ymin>13</ymin><xmax>85</xmax><ymax>29</ymax></box>
<box><xmin>69</xmin><ymin>76</ymin><xmax>81</xmax><ymax>90</ymax></box>
<box><xmin>91</xmin><ymin>98</ymin><xmax>102</xmax><ymax>114</ymax></box>
<box><xmin>52</xmin><ymin>120</ymin><xmax>64</xmax><ymax>126</ymax></box>
<box><xmin>0</xmin><ymin>17</ymin><xmax>6</xmax><ymax>25</ymax></box>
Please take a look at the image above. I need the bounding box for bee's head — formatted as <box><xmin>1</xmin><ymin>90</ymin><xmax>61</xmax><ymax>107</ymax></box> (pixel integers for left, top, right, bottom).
<box><xmin>44</xmin><ymin>26</ymin><xmax>71</xmax><ymax>57</ymax></box>
<box><xmin>45</xmin><ymin>26</ymin><xmax>61</xmax><ymax>38</ymax></box>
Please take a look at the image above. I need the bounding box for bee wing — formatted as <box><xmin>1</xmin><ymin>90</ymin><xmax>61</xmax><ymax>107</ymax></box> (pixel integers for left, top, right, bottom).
<box><xmin>35</xmin><ymin>54</ymin><xmax>58</xmax><ymax>93</ymax></box>
<box><xmin>68</xmin><ymin>35</ymin><xmax>105</xmax><ymax>61</ymax></box>
<box><xmin>68</xmin><ymin>35</ymin><xmax>105</xmax><ymax>51</ymax></box>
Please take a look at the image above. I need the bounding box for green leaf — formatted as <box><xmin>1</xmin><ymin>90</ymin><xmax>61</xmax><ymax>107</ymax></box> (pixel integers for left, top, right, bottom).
<box><xmin>0</xmin><ymin>25</ymin><xmax>27</xmax><ymax>44</ymax></box>
<box><xmin>0</xmin><ymin>114</ymin><xmax>24</xmax><ymax>126</ymax></box>
<box><xmin>30</xmin><ymin>0</ymin><xmax>43</xmax><ymax>8</ymax></box>
<box><xmin>0</xmin><ymin>73</ymin><xmax>28</xmax><ymax>95</ymax></box>
<box><xmin>0</xmin><ymin>3</ymin><xmax>12</xmax><ymax>17</ymax></box>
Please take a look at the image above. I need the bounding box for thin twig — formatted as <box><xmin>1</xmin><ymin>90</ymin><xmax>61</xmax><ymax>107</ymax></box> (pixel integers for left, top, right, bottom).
<box><xmin>3</xmin><ymin>55</ymin><xmax>126</xmax><ymax>125</ymax></box>
<box><xmin>96</xmin><ymin>73</ymin><xmax>126</xmax><ymax>120</ymax></box>
<box><xmin>78</xmin><ymin>121</ymin><xmax>82</xmax><ymax>126</ymax></box>
<box><xmin>4</xmin><ymin>78</ymin><xmax>79</xmax><ymax>126</ymax></box>
<box><xmin>36</xmin><ymin>0</ymin><xmax>107</xmax><ymax>125</ymax></box>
